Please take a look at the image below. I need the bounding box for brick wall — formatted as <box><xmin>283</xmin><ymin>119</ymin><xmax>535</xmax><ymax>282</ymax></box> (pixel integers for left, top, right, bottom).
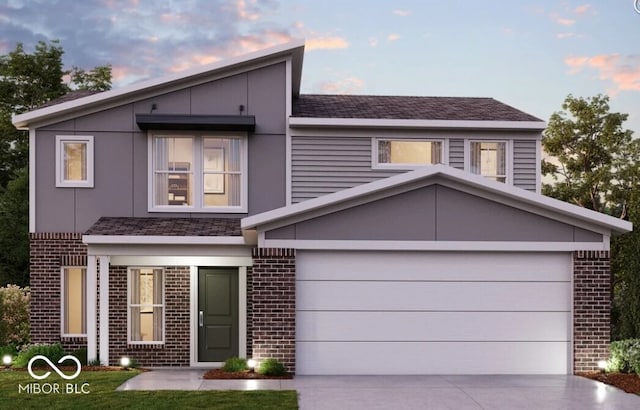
<box><xmin>251</xmin><ymin>248</ymin><xmax>296</xmax><ymax>373</ymax></box>
<box><xmin>29</xmin><ymin>233</ymin><xmax>88</xmax><ymax>352</ymax></box>
<box><xmin>108</xmin><ymin>266</ymin><xmax>190</xmax><ymax>367</ymax></box>
<box><xmin>574</xmin><ymin>250</ymin><xmax>611</xmax><ymax>373</ymax></box>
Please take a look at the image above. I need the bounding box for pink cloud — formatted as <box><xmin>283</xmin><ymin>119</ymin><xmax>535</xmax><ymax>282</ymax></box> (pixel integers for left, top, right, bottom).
<box><xmin>236</xmin><ymin>0</ymin><xmax>260</xmax><ymax>21</ymax></box>
<box><xmin>387</xmin><ymin>33</ymin><xmax>401</xmax><ymax>41</ymax></box>
<box><xmin>573</xmin><ymin>4</ymin><xmax>592</xmax><ymax>14</ymax></box>
<box><xmin>306</xmin><ymin>36</ymin><xmax>349</xmax><ymax>50</ymax></box>
<box><xmin>393</xmin><ymin>10</ymin><xmax>410</xmax><ymax>16</ymax></box>
<box><xmin>565</xmin><ymin>54</ymin><xmax>640</xmax><ymax>93</ymax></box>
<box><xmin>315</xmin><ymin>77</ymin><xmax>365</xmax><ymax>94</ymax></box>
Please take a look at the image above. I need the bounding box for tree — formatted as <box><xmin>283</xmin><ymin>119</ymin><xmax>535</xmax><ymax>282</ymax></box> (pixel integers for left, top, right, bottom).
<box><xmin>0</xmin><ymin>40</ymin><xmax>112</xmax><ymax>286</ymax></box>
<box><xmin>542</xmin><ymin>94</ymin><xmax>639</xmax><ymax>216</ymax></box>
<box><xmin>542</xmin><ymin>94</ymin><xmax>640</xmax><ymax>339</ymax></box>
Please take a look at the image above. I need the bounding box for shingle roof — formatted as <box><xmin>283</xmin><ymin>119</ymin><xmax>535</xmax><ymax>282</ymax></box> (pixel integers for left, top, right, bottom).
<box><xmin>39</xmin><ymin>90</ymin><xmax>103</xmax><ymax>109</ymax></box>
<box><xmin>84</xmin><ymin>217</ymin><xmax>242</xmax><ymax>236</ymax></box>
<box><xmin>292</xmin><ymin>94</ymin><xmax>542</xmax><ymax>122</ymax></box>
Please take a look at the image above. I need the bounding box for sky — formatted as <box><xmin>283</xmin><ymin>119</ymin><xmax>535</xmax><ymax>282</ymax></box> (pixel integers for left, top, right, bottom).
<box><xmin>1</xmin><ymin>0</ymin><xmax>639</xmax><ymax>133</ymax></box>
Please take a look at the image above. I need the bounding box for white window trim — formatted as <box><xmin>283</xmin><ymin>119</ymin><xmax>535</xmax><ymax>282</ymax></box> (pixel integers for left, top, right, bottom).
<box><xmin>147</xmin><ymin>132</ymin><xmax>249</xmax><ymax>213</ymax></box>
<box><xmin>372</xmin><ymin>137</ymin><xmax>448</xmax><ymax>170</ymax></box>
<box><xmin>60</xmin><ymin>266</ymin><xmax>87</xmax><ymax>338</ymax></box>
<box><xmin>127</xmin><ymin>267</ymin><xmax>166</xmax><ymax>345</ymax></box>
<box><xmin>55</xmin><ymin>135</ymin><xmax>94</xmax><ymax>188</ymax></box>
<box><xmin>464</xmin><ymin>139</ymin><xmax>512</xmax><ymax>184</ymax></box>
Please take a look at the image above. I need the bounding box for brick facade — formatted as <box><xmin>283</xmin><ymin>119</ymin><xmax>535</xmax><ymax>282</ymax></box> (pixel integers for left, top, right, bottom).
<box><xmin>573</xmin><ymin>250</ymin><xmax>611</xmax><ymax>373</ymax></box>
<box><xmin>29</xmin><ymin>233</ymin><xmax>88</xmax><ymax>353</ymax></box>
<box><xmin>108</xmin><ymin>266</ymin><xmax>190</xmax><ymax>367</ymax></box>
<box><xmin>250</xmin><ymin>248</ymin><xmax>296</xmax><ymax>373</ymax></box>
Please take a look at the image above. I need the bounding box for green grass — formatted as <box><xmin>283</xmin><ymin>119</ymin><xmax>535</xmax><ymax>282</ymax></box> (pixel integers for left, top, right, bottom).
<box><xmin>0</xmin><ymin>370</ymin><xmax>298</xmax><ymax>409</ymax></box>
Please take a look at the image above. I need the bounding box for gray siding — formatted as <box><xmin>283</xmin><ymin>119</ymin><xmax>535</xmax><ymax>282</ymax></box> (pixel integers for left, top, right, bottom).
<box><xmin>292</xmin><ymin>133</ymin><xmax>541</xmax><ymax>202</ymax></box>
<box><xmin>513</xmin><ymin>139</ymin><xmax>538</xmax><ymax>192</ymax></box>
<box><xmin>35</xmin><ymin>63</ymin><xmax>287</xmax><ymax>232</ymax></box>
<box><xmin>265</xmin><ymin>184</ymin><xmax>603</xmax><ymax>243</ymax></box>
<box><xmin>291</xmin><ymin>136</ymin><xmax>398</xmax><ymax>203</ymax></box>
<box><xmin>449</xmin><ymin>139</ymin><xmax>464</xmax><ymax>170</ymax></box>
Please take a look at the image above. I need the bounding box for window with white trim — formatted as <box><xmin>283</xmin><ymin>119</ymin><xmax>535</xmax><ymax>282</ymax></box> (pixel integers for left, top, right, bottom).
<box><xmin>128</xmin><ymin>268</ymin><xmax>164</xmax><ymax>344</ymax></box>
<box><xmin>61</xmin><ymin>267</ymin><xmax>86</xmax><ymax>336</ymax></box>
<box><xmin>56</xmin><ymin>135</ymin><xmax>94</xmax><ymax>187</ymax></box>
<box><xmin>470</xmin><ymin>141</ymin><xmax>507</xmax><ymax>182</ymax></box>
<box><xmin>375</xmin><ymin>139</ymin><xmax>443</xmax><ymax>168</ymax></box>
<box><xmin>150</xmin><ymin>134</ymin><xmax>247</xmax><ymax>212</ymax></box>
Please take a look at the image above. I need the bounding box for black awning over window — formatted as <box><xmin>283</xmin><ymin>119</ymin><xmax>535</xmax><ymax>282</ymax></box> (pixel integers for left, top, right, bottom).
<box><xmin>136</xmin><ymin>114</ymin><xmax>256</xmax><ymax>132</ymax></box>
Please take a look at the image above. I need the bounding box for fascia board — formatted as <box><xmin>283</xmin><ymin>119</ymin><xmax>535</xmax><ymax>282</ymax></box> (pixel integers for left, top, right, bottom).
<box><xmin>288</xmin><ymin>117</ymin><xmax>547</xmax><ymax>131</ymax></box>
<box><xmin>241</xmin><ymin>164</ymin><xmax>632</xmax><ymax>234</ymax></box>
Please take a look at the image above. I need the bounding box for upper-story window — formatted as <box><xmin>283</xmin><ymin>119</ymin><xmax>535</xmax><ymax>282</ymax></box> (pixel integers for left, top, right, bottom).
<box><xmin>469</xmin><ymin>141</ymin><xmax>508</xmax><ymax>183</ymax></box>
<box><xmin>375</xmin><ymin>139</ymin><xmax>444</xmax><ymax>169</ymax></box>
<box><xmin>149</xmin><ymin>133</ymin><xmax>247</xmax><ymax>212</ymax></box>
<box><xmin>56</xmin><ymin>135</ymin><xmax>94</xmax><ymax>188</ymax></box>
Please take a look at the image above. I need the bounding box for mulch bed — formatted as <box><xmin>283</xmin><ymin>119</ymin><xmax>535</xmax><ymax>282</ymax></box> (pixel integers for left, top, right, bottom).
<box><xmin>578</xmin><ymin>371</ymin><xmax>640</xmax><ymax>394</ymax></box>
<box><xmin>203</xmin><ymin>369</ymin><xmax>292</xmax><ymax>380</ymax></box>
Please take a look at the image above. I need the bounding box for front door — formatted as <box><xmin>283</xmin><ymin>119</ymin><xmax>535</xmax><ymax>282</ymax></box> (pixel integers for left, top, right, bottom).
<box><xmin>198</xmin><ymin>268</ymin><xmax>239</xmax><ymax>362</ymax></box>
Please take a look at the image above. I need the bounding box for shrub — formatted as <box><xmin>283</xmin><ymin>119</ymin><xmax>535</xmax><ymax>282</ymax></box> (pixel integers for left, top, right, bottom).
<box><xmin>0</xmin><ymin>344</ymin><xmax>18</xmax><ymax>358</ymax></box>
<box><xmin>0</xmin><ymin>285</ymin><xmax>30</xmax><ymax>346</ymax></box>
<box><xmin>257</xmin><ymin>358</ymin><xmax>286</xmax><ymax>377</ymax></box>
<box><xmin>13</xmin><ymin>343</ymin><xmax>65</xmax><ymax>368</ymax></box>
<box><xmin>608</xmin><ymin>339</ymin><xmax>640</xmax><ymax>374</ymax></box>
<box><xmin>222</xmin><ymin>357</ymin><xmax>248</xmax><ymax>372</ymax></box>
<box><xmin>71</xmin><ymin>347</ymin><xmax>88</xmax><ymax>365</ymax></box>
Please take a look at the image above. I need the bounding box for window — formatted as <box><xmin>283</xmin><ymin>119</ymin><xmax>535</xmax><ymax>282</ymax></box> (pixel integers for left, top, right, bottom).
<box><xmin>150</xmin><ymin>134</ymin><xmax>247</xmax><ymax>212</ymax></box>
<box><xmin>375</xmin><ymin>139</ymin><xmax>443</xmax><ymax>168</ymax></box>
<box><xmin>61</xmin><ymin>267</ymin><xmax>86</xmax><ymax>336</ymax></box>
<box><xmin>56</xmin><ymin>135</ymin><xmax>94</xmax><ymax>187</ymax></box>
<box><xmin>470</xmin><ymin>141</ymin><xmax>508</xmax><ymax>182</ymax></box>
<box><xmin>128</xmin><ymin>268</ymin><xmax>164</xmax><ymax>344</ymax></box>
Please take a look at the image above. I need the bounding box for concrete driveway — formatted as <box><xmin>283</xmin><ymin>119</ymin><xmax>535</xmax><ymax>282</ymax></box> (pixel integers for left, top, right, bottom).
<box><xmin>118</xmin><ymin>371</ymin><xmax>640</xmax><ymax>409</ymax></box>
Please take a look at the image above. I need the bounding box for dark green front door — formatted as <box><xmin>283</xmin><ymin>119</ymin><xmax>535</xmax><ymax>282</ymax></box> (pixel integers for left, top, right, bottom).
<box><xmin>198</xmin><ymin>268</ymin><xmax>239</xmax><ymax>362</ymax></box>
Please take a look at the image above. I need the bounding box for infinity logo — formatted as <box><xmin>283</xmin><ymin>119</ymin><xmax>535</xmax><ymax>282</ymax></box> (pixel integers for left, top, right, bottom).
<box><xmin>27</xmin><ymin>355</ymin><xmax>82</xmax><ymax>380</ymax></box>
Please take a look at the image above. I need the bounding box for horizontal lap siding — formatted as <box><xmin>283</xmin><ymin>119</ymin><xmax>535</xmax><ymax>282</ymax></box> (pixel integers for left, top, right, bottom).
<box><xmin>291</xmin><ymin>136</ymin><xmax>397</xmax><ymax>203</ymax></box>
<box><xmin>513</xmin><ymin>139</ymin><xmax>537</xmax><ymax>192</ymax></box>
<box><xmin>448</xmin><ymin>139</ymin><xmax>464</xmax><ymax>169</ymax></box>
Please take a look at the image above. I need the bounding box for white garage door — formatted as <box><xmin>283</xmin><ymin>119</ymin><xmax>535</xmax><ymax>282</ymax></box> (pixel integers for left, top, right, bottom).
<box><xmin>296</xmin><ymin>251</ymin><xmax>572</xmax><ymax>375</ymax></box>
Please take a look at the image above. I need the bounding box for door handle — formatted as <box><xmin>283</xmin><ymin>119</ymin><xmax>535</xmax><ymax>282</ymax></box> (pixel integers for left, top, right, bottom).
<box><xmin>199</xmin><ymin>311</ymin><xmax>204</xmax><ymax>327</ymax></box>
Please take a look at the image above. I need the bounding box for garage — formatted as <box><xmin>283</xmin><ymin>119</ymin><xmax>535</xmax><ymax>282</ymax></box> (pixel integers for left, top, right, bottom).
<box><xmin>242</xmin><ymin>166</ymin><xmax>629</xmax><ymax>375</ymax></box>
<box><xmin>296</xmin><ymin>250</ymin><xmax>572</xmax><ymax>375</ymax></box>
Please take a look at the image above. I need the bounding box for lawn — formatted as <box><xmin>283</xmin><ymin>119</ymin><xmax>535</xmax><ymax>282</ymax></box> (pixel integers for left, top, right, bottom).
<box><xmin>0</xmin><ymin>370</ymin><xmax>298</xmax><ymax>409</ymax></box>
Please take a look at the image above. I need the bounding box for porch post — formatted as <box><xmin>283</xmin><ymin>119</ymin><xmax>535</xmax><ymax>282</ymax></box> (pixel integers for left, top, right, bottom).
<box><xmin>86</xmin><ymin>255</ymin><xmax>98</xmax><ymax>362</ymax></box>
<box><xmin>98</xmin><ymin>255</ymin><xmax>110</xmax><ymax>366</ymax></box>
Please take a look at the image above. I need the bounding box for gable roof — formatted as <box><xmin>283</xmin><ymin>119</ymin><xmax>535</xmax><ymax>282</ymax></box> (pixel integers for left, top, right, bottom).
<box><xmin>293</xmin><ymin>94</ymin><xmax>542</xmax><ymax>122</ymax></box>
<box><xmin>12</xmin><ymin>39</ymin><xmax>305</xmax><ymax>129</ymax></box>
<box><xmin>242</xmin><ymin>164</ymin><xmax>632</xmax><ymax>235</ymax></box>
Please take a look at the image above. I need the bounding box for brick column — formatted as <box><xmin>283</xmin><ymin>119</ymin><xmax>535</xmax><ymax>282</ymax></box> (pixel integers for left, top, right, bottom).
<box><xmin>251</xmin><ymin>248</ymin><xmax>296</xmax><ymax>373</ymax></box>
<box><xmin>573</xmin><ymin>250</ymin><xmax>610</xmax><ymax>373</ymax></box>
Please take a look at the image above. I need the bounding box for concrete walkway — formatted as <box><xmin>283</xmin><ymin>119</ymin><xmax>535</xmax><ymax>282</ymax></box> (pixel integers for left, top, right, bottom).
<box><xmin>117</xmin><ymin>370</ymin><xmax>640</xmax><ymax>409</ymax></box>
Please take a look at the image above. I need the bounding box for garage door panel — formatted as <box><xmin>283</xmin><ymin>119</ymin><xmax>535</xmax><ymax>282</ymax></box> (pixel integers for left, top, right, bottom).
<box><xmin>297</xmin><ymin>252</ymin><xmax>571</xmax><ymax>282</ymax></box>
<box><xmin>297</xmin><ymin>311</ymin><xmax>570</xmax><ymax>342</ymax></box>
<box><xmin>297</xmin><ymin>281</ymin><xmax>570</xmax><ymax>312</ymax></box>
<box><xmin>296</xmin><ymin>341</ymin><xmax>569</xmax><ymax>375</ymax></box>
<box><xmin>295</xmin><ymin>251</ymin><xmax>571</xmax><ymax>375</ymax></box>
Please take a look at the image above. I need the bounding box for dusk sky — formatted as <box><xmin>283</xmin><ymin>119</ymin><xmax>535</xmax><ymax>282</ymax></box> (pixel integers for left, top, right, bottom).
<box><xmin>1</xmin><ymin>0</ymin><xmax>639</xmax><ymax>133</ymax></box>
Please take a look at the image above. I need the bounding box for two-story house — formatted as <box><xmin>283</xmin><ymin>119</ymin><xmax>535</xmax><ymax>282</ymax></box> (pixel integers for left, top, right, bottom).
<box><xmin>13</xmin><ymin>40</ymin><xmax>631</xmax><ymax>375</ymax></box>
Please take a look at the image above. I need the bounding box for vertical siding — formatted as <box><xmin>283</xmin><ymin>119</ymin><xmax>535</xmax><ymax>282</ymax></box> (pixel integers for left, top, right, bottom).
<box><xmin>449</xmin><ymin>139</ymin><xmax>464</xmax><ymax>170</ymax></box>
<box><xmin>292</xmin><ymin>137</ymin><xmax>398</xmax><ymax>203</ymax></box>
<box><xmin>513</xmin><ymin>140</ymin><xmax>537</xmax><ymax>192</ymax></box>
